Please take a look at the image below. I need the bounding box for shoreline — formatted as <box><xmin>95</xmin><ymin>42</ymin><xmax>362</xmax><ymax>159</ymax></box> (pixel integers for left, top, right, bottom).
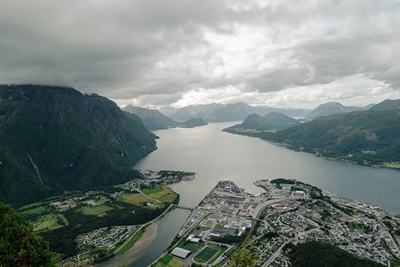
<box><xmin>97</xmin><ymin>221</ymin><xmax>159</xmax><ymax>267</ymax></box>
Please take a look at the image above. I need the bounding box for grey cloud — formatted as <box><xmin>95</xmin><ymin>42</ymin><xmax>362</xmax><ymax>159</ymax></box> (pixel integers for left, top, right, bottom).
<box><xmin>0</xmin><ymin>0</ymin><xmax>399</xmax><ymax>106</ymax></box>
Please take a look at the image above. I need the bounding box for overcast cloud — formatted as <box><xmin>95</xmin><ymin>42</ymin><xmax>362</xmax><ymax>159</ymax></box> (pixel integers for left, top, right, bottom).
<box><xmin>1</xmin><ymin>0</ymin><xmax>400</xmax><ymax>108</ymax></box>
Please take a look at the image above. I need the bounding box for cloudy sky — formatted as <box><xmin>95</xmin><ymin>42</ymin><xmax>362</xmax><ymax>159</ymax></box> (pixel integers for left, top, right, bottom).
<box><xmin>1</xmin><ymin>0</ymin><xmax>400</xmax><ymax>109</ymax></box>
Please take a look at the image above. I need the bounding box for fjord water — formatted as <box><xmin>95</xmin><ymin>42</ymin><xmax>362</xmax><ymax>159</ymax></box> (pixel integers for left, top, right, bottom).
<box><xmin>129</xmin><ymin>122</ymin><xmax>400</xmax><ymax>266</ymax></box>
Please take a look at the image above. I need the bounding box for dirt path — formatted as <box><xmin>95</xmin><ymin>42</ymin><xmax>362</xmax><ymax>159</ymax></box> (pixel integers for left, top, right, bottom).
<box><xmin>97</xmin><ymin>222</ymin><xmax>159</xmax><ymax>267</ymax></box>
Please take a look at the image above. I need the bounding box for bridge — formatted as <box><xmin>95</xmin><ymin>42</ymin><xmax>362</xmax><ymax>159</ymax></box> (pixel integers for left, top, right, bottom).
<box><xmin>173</xmin><ymin>205</ymin><xmax>195</xmax><ymax>211</ymax></box>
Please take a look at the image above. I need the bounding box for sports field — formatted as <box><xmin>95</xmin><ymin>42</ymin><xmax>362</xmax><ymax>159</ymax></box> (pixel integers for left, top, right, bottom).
<box><xmin>194</xmin><ymin>246</ymin><xmax>219</xmax><ymax>263</ymax></box>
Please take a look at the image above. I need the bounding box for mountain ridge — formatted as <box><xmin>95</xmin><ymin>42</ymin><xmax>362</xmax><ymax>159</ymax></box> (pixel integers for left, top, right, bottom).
<box><xmin>0</xmin><ymin>84</ymin><xmax>157</xmax><ymax>206</ymax></box>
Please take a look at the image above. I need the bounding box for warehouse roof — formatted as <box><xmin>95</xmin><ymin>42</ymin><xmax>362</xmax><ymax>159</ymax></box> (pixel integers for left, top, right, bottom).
<box><xmin>171</xmin><ymin>247</ymin><xmax>192</xmax><ymax>259</ymax></box>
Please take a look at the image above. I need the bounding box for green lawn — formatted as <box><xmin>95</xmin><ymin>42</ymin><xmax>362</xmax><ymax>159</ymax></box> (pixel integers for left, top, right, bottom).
<box><xmin>142</xmin><ymin>186</ymin><xmax>164</xmax><ymax>195</ymax></box>
<box><xmin>80</xmin><ymin>205</ymin><xmax>113</xmax><ymax>215</ymax></box>
<box><xmin>32</xmin><ymin>213</ymin><xmax>68</xmax><ymax>231</ymax></box>
<box><xmin>147</xmin><ymin>186</ymin><xmax>177</xmax><ymax>203</ymax></box>
<box><xmin>194</xmin><ymin>246</ymin><xmax>219</xmax><ymax>263</ymax></box>
<box><xmin>23</xmin><ymin>206</ymin><xmax>46</xmax><ymax>214</ymax></box>
<box><xmin>184</xmin><ymin>242</ymin><xmax>203</xmax><ymax>252</ymax></box>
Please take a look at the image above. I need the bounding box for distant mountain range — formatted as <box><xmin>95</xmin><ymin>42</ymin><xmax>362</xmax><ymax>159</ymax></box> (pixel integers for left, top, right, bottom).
<box><xmin>123</xmin><ymin>105</ymin><xmax>176</xmax><ymax>130</ymax></box>
<box><xmin>167</xmin><ymin>102</ymin><xmax>311</xmax><ymax>122</ymax></box>
<box><xmin>223</xmin><ymin>99</ymin><xmax>400</xmax><ymax>168</ymax></box>
<box><xmin>0</xmin><ymin>85</ymin><xmax>157</xmax><ymax>206</ymax></box>
<box><xmin>122</xmin><ymin>105</ymin><xmax>207</xmax><ymax>130</ymax></box>
<box><xmin>304</xmin><ymin>102</ymin><xmax>372</xmax><ymax>121</ymax></box>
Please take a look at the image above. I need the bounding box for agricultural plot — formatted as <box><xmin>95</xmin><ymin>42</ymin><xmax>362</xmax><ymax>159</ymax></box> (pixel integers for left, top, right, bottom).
<box><xmin>124</xmin><ymin>194</ymin><xmax>154</xmax><ymax>206</ymax></box>
<box><xmin>32</xmin><ymin>213</ymin><xmax>68</xmax><ymax>231</ymax></box>
<box><xmin>23</xmin><ymin>206</ymin><xmax>46</xmax><ymax>214</ymax></box>
<box><xmin>80</xmin><ymin>205</ymin><xmax>113</xmax><ymax>215</ymax></box>
<box><xmin>147</xmin><ymin>186</ymin><xmax>177</xmax><ymax>203</ymax></box>
<box><xmin>194</xmin><ymin>246</ymin><xmax>219</xmax><ymax>263</ymax></box>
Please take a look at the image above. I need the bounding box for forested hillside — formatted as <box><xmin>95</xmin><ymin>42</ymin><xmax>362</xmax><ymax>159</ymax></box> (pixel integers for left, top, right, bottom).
<box><xmin>0</xmin><ymin>85</ymin><xmax>157</xmax><ymax>206</ymax></box>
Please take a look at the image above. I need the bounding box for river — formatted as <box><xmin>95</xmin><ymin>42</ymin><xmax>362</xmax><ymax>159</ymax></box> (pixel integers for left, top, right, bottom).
<box><xmin>106</xmin><ymin>122</ymin><xmax>400</xmax><ymax>267</ymax></box>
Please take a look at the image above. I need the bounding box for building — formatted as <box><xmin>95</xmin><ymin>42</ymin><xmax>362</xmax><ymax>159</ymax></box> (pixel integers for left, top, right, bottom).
<box><xmin>171</xmin><ymin>247</ymin><xmax>192</xmax><ymax>259</ymax></box>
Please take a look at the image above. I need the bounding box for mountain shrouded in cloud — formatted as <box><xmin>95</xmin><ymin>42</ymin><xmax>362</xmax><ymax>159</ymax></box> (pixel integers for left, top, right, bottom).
<box><xmin>1</xmin><ymin>0</ymin><xmax>400</xmax><ymax>108</ymax></box>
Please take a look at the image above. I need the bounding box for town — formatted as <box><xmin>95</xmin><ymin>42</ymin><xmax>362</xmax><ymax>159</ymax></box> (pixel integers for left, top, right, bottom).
<box><xmin>152</xmin><ymin>179</ymin><xmax>400</xmax><ymax>267</ymax></box>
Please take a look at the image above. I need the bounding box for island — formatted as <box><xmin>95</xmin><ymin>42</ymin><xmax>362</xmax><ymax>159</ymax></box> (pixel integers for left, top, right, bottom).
<box><xmin>151</xmin><ymin>179</ymin><xmax>400</xmax><ymax>267</ymax></box>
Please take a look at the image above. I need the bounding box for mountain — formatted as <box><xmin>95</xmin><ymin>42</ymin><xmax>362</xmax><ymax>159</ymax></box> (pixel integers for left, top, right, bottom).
<box><xmin>201</xmin><ymin>102</ymin><xmax>254</xmax><ymax>122</ymax></box>
<box><xmin>260</xmin><ymin>109</ymin><xmax>400</xmax><ymax>166</ymax></box>
<box><xmin>169</xmin><ymin>103</ymin><xmax>224</xmax><ymax>122</ymax></box>
<box><xmin>304</xmin><ymin>102</ymin><xmax>369</xmax><ymax>121</ymax></box>
<box><xmin>223</xmin><ymin>112</ymin><xmax>301</xmax><ymax>135</ymax></box>
<box><xmin>369</xmin><ymin>99</ymin><xmax>400</xmax><ymax>111</ymax></box>
<box><xmin>251</xmin><ymin>106</ymin><xmax>311</xmax><ymax>118</ymax></box>
<box><xmin>0</xmin><ymin>85</ymin><xmax>157</xmax><ymax>206</ymax></box>
<box><xmin>169</xmin><ymin>103</ymin><xmax>310</xmax><ymax>122</ymax></box>
<box><xmin>122</xmin><ymin>105</ymin><xmax>176</xmax><ymax>130</ymax></box>
<box><xmin>176</xmin><ymin>118</ymin><xmax>208</xmax><ymax>128</ymax></box>
<box><xmin>156</xmin><ymin>106</ymin><xmax>180</xmax><ymax>116</ymax></box>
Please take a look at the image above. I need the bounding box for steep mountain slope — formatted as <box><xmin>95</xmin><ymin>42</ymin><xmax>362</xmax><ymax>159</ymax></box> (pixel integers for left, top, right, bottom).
<box><xmin>304</xmin><ymin>102</ymin><xmax>368</xmax><ymax>121</ymax></box>
<box><xmin>369</xmin><ymin>99</ymin><xmax>400</xmax><ymax>111</ymax></box>
<box><xmin>251</xmin><ymin>106</ymin><xmax>311</xmax><ymax>118</ymax></box>
<box><xmin>0</xmin><ymin>85</ymin><xmax>157</xmax><ymax>206</ymax></box>
<box><xmin>122</xmin><ymin>105</ymin><xmax>176</xmax><ymax>130</ymax></box>
<box><xmin>261</xmin><ymin>109</ymin><xmax>400</xmax><ymax>166</ymax></box>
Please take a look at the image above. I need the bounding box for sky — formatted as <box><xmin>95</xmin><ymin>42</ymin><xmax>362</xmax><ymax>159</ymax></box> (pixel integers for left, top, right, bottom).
<box><xmin>1</xmin><ymin>0</ymin><xmax>400</xmax><ymax>109</ymax></box>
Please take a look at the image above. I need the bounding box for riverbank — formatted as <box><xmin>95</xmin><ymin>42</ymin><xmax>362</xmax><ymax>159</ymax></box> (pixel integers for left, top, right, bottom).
<box><xmin>98</xmin><ymin>221</ymin><xmax>159</xmax><ymax>267</ymax></box>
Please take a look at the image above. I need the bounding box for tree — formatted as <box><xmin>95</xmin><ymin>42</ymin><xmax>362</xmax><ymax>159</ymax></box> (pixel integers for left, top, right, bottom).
<box><xmin>228</xmin><ymin>247</ymin><xmax>257</xmax><ymax>267</ymax></box>
<box><xmin>0</xmin><ymin>203</ymin><xmax>56</xmax><ymax>267</ymax></box>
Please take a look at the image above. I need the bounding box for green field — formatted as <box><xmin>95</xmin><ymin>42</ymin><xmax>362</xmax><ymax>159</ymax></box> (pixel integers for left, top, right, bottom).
<box><xmin>142</xmin><ymin>187</ymin><xmax>164</xmax><ymax>195</ymax></box>
<box><xmin>184</xmin><ymin>242</ymin><xmax>203</xmax><ymax>252</ymax></box>
<box><xmin>209</xmin><ymin>246</ymin><xmax>228</xmax><ymax>264</ymax></box>
<box><xmin>194</xmin><ymin>246</ymin><xmax>219</xmax><ymax>263</ymax></box>
<box><xmin>32</xmin><ymin>213</ymin><xmax>68</xmax><ymax>231</ymax></box>
<box><xmin>124</xmin><ymin>194</ymin><xmax>154</xmax><ymax>205</ymax></box>
<box><xmin>147</xmin><ymin>186</ymin><xmax>177</xmax><ymax>203</ymax></box>
<box><xmin>80</xmin><ymin>205</ymin><xmax>113</xmax><ymax>215</ymax></box>
<box><xmin>23</xmin><ymin>206</ymin><xmax>46</xmax><ymax>214</ymax></box>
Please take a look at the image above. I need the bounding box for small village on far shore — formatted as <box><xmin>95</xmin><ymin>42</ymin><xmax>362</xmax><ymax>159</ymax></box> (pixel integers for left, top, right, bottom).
<box><xmin>151</xmin><ymin>179</ymin><xmax>400</xmax><ymax>267</ymax></box>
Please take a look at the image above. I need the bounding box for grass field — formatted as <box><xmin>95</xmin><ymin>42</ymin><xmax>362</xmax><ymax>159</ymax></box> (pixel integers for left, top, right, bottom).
<box><xmin>32</xmin><ymin>213</ymin><xmax>68</xmax><ymax>231</ymax></box>
<box><xmin>124</xmin><ymin>194</ymin><xmax>154</xmax><ymax>205</ymax></box>
<box><xmin>142</xmin><ymin>187</ymin><xmax>164</xmax><ymax>195</ymax></box>
<box><xmin>167</xmin><ymin>257</ymin><xmax>184</xmax><ymax>267</ymax></box>
<box><xmin>23</xmin><ymin>206</ymin><xmax>46</xmax><ymax>214</ymax></box>
<box><xmin>154</xmin><ymin>255</ymin><xmax>183</xmax><ymax>267</ymax></box>
<box><xmin>80</xmin><ymin>205</ymin><xmax>113</xmax><ymax>215</ymax></box>
<box><xmin>194</xmin><ymin>246</ymin><xmax>219</xmax><ymax>263</ymax></box>
<box><xmin>147</xmin><ymin>186</ymin><xmax>177</xmax><ymax>203</ymax></box>
<box><xmin>384</xmin><ymin>162</ymin><xmax>400</xmax><ymax>168</ymax></box>
<box><xmin>184</xmin><ymin>242</ymin><xmax>203</xmax><ymax>252</ymax></box>
<box><xmin>209</xmin><ymin>245</ymin><xmax>228</xmax><ymax>264</ymax></box>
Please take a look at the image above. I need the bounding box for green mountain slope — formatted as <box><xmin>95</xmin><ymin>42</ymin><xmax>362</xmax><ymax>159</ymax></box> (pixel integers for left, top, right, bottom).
<box><xmin>0</xmin><ymin>85</ymin><xmax>157</xmax><ymax>206</ymax></box>
<box><xmin>223</xmin><ymin>112</ymin><xmax>301</xmax><ymax>135</ymax></box>
<box><xmin>261</xmin><ymin>109</ymin><xmax>400</xmax><ymax>166</ymax></box>
<box><xmin>369</xmin><ymin>99</ymin><xmax>400</xmax><ymax>111</ymax></box>
<box><xmin>304</xmin><ymin>102</ymin><xmax>368</xmax><ymax>121</ymax></box>
<box><xmin>176</xmin><ymin>118</ymin><xmax>208</xmax><ymax>128</ymax></box>
<box><xmin>122</xmin><ymin>105</ymin><xmax>176</xmax><ymax>130</ymax></box>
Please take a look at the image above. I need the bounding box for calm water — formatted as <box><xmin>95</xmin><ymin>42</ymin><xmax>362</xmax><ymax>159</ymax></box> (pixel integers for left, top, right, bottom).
<box><xmin>128</xmin><ymin>122</ymin><xmax>400</xmax><ymax>266</ymax></box>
